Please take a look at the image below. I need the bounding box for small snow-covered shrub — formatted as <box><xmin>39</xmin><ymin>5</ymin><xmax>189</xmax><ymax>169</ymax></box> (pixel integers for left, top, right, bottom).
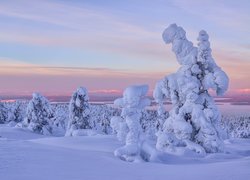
<box><xmin>24</xmin><ymin>93</ymin><xmax>54</xmax><ymax>135</ymax></box>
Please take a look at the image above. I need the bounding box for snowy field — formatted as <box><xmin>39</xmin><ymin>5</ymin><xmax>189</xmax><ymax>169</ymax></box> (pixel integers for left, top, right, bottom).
<box><xmin>1</xmin><ymin>124</ymin><xmax>250</xmax><ymax>180</ymax></box>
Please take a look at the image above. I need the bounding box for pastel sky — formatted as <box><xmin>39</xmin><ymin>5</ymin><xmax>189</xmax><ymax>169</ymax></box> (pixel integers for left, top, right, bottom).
<box><xmin>0</xmin><ymin>0</ymin><xmax>250</xmax><ymax>97</ymax></box>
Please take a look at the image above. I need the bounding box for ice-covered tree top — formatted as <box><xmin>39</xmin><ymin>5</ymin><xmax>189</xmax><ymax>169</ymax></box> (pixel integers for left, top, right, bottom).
<box><xmin>162</xmin><ymin>23</ymin><xmax>196</xmax><ymax>66</ymax></box>
<box><xmin>71</xmin><ymin>87</ymin><xmax>89</xmax><ymax>108</ymax></box>
<box><xmin>197</xmin><ymin>29</ymin><xmax>229</xmax><ymax>95</ymax></box>
<box><xmin>114</xmin><ymin>85</ymin><xmax>150</xmax><ymax>109</ymax></box>
<box><xmin>161</xmin><ymin>23</ymin><xmax>229</xmax><ymax>96</ymax></box>
<box><xmin>32</xmin><ymin>92</ymin><xmax>50</xmax><ymax>105</ymax></box>
<box><xmin>76</xmin><ymin>87</ymin><xmax>88</xmax><ymax>99</ymax></box>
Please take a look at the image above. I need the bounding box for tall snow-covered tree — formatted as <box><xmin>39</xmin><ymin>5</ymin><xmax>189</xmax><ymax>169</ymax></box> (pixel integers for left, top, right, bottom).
<box><xmin>24</xmin><ymin>93</ymin><xmax>54</xmax><ymax>135</ymax></box>
<box><xmin>154</xmin><ymin>24</ymin><xmax>229</xmax><ymax>154</ymax></box>
<box><xmin>66</xmin><ymin>87</ymin><xmax>91</xmax><ymax>136</ymax></box>
<box><xmin>113</xmin><ymin>85</ymin><xmax>151</xmax><ymax>161</ymax></box>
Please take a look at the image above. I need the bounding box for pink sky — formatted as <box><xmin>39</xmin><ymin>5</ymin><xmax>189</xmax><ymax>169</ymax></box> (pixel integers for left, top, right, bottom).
<box><xmin>0</xmin><ymin>0</ymin><xmax>249</xmax><ymax>98</ymax></box>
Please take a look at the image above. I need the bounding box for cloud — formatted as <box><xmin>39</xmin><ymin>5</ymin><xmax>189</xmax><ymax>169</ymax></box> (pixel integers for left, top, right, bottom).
<box><xmin>0</xmin><ymin>0</ymin><xmax>249</xmax><ymax>96</ymax></box>
<box><xmin>0</xmin><ymin>59</ymin><xmax>121</xmax><ymax>76</ymax></box>
<box><xmin>0</xmin><ymin>57</ymin><xmax>169</xmax><ymax>96</ymax></box>
<box><xmin>89</xmin><ymin>89</ymin><xmax>121</xmax><ymax>94</ymax></box>
<box><xmin>240</xmin><ymin>44</ymin><xmax>250</xmax><ymax>50</ymax></box>
<box><xmin>0</xmin><ymin>0</ymin><xmax>176</xmax><ymax>63</ymax></box>
<box><xmin>0</xmin><ymin>58</ymin><xmax>168</xmax><ymax>78</ymax></box>
<box><xmin>172</xmin><ymin>0</ymin><xmax>250</xmax><ymax>31</ymax></box>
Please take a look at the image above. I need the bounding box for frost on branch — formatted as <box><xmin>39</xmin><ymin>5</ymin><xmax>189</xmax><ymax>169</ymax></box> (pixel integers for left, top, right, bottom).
<box><xmin>66</xmin><ymin>87</ymin><xmax>92</xmax><ymax>136</ymax></box>
<box><xmin>24</xmin><ymin>93</ymin><xmax>54</xmax><ymax>135</ymax></box>
<box><xmin>113</xmin><ymin>85</ymin><xmax>151</xmax><ymax>162</ymax></box>
<box><xmin>154</xmin><ymin>24</ymin><xmax>229</xmax><ymax>154</ymax></box>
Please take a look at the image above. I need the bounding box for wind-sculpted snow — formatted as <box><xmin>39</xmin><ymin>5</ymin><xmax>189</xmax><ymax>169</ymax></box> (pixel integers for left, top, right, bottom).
<box><xmin>154</xmin><ymin>24</ymin><xmax>229</xmax><ymax>154</ymax></box>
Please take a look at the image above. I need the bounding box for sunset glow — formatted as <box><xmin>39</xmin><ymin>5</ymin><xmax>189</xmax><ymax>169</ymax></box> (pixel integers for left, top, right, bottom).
<box><xmin>0</xmin><ymin>0</ymin><xmax>249</xmax><ymax>98</ymax></box>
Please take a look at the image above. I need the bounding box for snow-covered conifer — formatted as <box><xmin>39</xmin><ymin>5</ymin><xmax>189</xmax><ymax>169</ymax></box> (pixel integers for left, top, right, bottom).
<box><xmin>113</xmin><ymin>85</ymin><xmax>151</xmax><ymax>161</ymax></box>
<box><xmin>0</xmin><ymin>100</ymin><xmax>8</xmax><ymax>124</ymax></box>
<box><xmin>221</xmin><ymin>115</ymin><xmax>250</xmax><ymax>138</ymax></box>
<box><xmin>24</xmin><ymin>93</ymin><xmax>54</xmax><ymax>135</ymax></box>
<box><xmin>66</xmin><ymin>87</ymin><xmax>91</xmax><ymax>136</ymax></box>
<box><xmin>140</xmin><ymin>109</ymin><xmax>158</xmax><ymax>140</ymax></box>
<box><xmin>99</xmin><ymin>106</ymin><xmax>113</xmax><ymax>134</ymax></box>
<box><xmin>154</xmin><ymin>24</ymin><xmax>229</xmax><ymax>154</ymax></box>
<box><xmin>53</xmin><ymin>104</ymin><xmax>69</xmax><ymax>134</ymax></box>
<box><xmin>7</xmin><ymin>100</ymin><xmax>25</xmax><ymax>126</ymax></box>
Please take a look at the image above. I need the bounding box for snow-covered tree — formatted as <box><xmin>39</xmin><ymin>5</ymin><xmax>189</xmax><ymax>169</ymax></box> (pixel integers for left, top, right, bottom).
<box><xmin>24</xmin><ymin>93</ymin><xmax>54</xmax><ymax>135</ymax></box>
<box><xmin>140</xmin><ymin>109</ymin><xmax>158</xmax><ymax>140</ymax></box>
<box><xmin>0</xmin><ymin>100</ymin><xmax>8</xmax><ymax>124</ymax></box>
<box><xmin>7</xmin><ymin>100</ymin><xmax>25</xmax><ymax>126</ymax></box>
<box><xmin>88</xmin><ymin>104</ymin><xmax>117</xmax><ymax>134</ymax></box>
<box><xmin>98</xmin><ymin>106</ymin><xmax>114</xmax><ymax>134</ymax></box>
<box><xmin>66</xmin><ymin>87</ymin><xmax>91</xmax><ymax>136</ymax></box>
<box><xmin>221</xmin><ymin>115</ymin><xmax>250</xmax><ymax>138</ymax></box>
<box><xmin>113</xmin><ymin>85</ymin><xmax>151</xmax><ymax>161</ymax></box>
<box><xmin>154</xmin><ymin>24</ymin><xmax>229</xmax><ymax>154</ymax></box>
<box><xmin>53</xmin><ymin>104</ymin><xmax>69</xmax><ymax>131</ymax></box>
<box><xmin>51</xmin><ymin>104</ymin><xmax>69</xmax><ymax>136</ymax></box>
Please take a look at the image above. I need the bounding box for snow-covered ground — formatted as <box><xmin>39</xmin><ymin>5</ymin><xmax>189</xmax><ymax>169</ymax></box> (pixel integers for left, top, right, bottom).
<box><xmin>0</xmin><ymin>124</ymin><xmax>250</xmax><ymax>180</ymax></box>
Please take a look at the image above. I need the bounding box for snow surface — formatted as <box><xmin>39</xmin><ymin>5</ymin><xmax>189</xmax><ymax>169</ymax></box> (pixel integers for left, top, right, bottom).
<box><xmin>1</xmin><ymin>124</ymin><xmax>250</xmax><ymax>180</ymax></box>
